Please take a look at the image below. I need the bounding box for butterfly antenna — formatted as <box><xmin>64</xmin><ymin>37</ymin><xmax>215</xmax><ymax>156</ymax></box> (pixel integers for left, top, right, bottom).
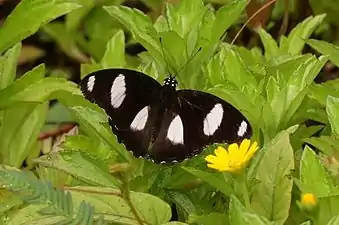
<box><xmin>173</xmin><ymin>47</ymin><xmax>202</xmax><ymax>78</ymax></box>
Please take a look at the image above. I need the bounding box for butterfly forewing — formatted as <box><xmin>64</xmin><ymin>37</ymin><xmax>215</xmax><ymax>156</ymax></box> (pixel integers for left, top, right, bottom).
<box><xmin>80</xmin><ymin>69</ymin><xmax>162</xmax><ymax>158</ymax></box>
<box><xmin>149</xmin><ymin>90</ymin><xmax>252</xmax><ymax>163</ymax></box>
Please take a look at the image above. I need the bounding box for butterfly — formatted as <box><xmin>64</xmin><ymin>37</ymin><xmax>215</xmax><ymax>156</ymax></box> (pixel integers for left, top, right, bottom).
<box><xmin>80</xmin><ymin>68</ymin><xmax>252</xmax><ymax>163</ymax></box>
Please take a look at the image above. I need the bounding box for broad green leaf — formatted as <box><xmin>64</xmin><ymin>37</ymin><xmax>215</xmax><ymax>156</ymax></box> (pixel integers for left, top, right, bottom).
<box><xmin>290</xmin><ymin>125</ymin><xmax>324</xmax><ymax>150</ymax></box>
<box><xmin>0</xmin><ymin>65</ymin><xmax>81</xmax><ymax>109</ymax></box>
<box><xmin>165</xmin><ymin>0</ymin><xmax>205</xmax><ymax>38</ymax></box>
<box><xmin>69</xmin><ymin>186</ymin><xmax>171</xmax><ymax>225</ymax></box>
<box><xmin>104</xmin><ymin>5</ymin><xmax>162</xmax><ymax>65</ymax></box>
<box><xmin>182</xmin><ymin>167</ymin><xmax>233</xmax><ymax>196</ymax></box>
<box><xmin>229</xmin><ymin>195</ymin><xmax>270</xmax><ymax>225</ymax></box>
<box><xmin>82</xmin><ymin>7</ymin><xmax>124</xmax><ymax>61</ymax></box>
<box><xmin>70</xmin><ymin>106</ymin><xmax>132</xmax><ymax>162</ymax></box>
<box><xmin>0</xmin><ymin>65</ymin><xmax>48</xmax><ymax>167</ymax></box>
<box><xmin>42</xmin><ymin>22</ymin><xmax>88</xmax><ymax>63</ymax></box>
<box><xmin>282</xmin><ymin>55</ymin><xmax>327</xmax><ymax>128</ymax></box>
<box><xmin>6</xmin><ymin>204</ymin><xmax>64</xmax><ymax>225</ymax></box>
<box><xmin>166</xmin><ymin>191</ymin><xmax>198</xmax><ymax>218</ymax></box>
<box><xmin>211</xmin><ymin>0</ymin><xmax>247</xmax><ymax>42</ymax></box>
<box><xmin>317</xmin><ymin>196</ymin><xmax>339</xmax><ymax>225</ymax></box>
<box><xmin>0</xmin><ymin>103</ymin><xmax>48</xmax><ymax>167</ymax></box>
<box><xmin>300</xmin><ymin>221</ymin><xmax>311</xmax><ymax>225</ymax></box>
<box><xmin>0</xmin><ymin>43</ymin><xmax>21</xmax><ymax>90</ymax></box>
<box><xmin>326</xmin><ymin>96</ymin><xmax>339</xmax><ymax>135</ymax></box>
<box><xmin>299</xmin><ymin>146</ymin><xmax>339</xmax><ymax>197</ymax></box>
<box><xmin>34</xmin><ymin>151</ymin><xmax>120</xmax><ymax>188</ymax></box>
<box><xmin>221</xmin><ymin>45</ymin><xmax>257</xmax><ymax>90</ymax></box>
<box><xmin>257</xmin><ymin>28</ymin><xmax>279</xmax><ymax>58</ymax></box>
<box><xmin>251</xmin><ymin>128</ymin><xmax>295</xmax><ymax>224</ymax></box>
<box><xmin>0</xmin><ymin>0</ymin><xmax>81</xmax><ymax>54</ymax></box>
<box><xmin>101</xmin><ymin>30</ymin><xmax>126</xmax><ymax>69</ymax></box>
<box><xmin>308</xmin><ymin>79</ymin><xmax>339</xmax><ymax>106</ymax></box>
<box><xmin>65</xmin><ymin>0</ymin><xmax>95</xmax><ymax>31</ymax></box>
<box><xmin>159</xmin><ymin>31</ymin><xmax>187</xmax><ymax>77</ymax></box>
<box><xmin>307</xmin><ymin>39</ymin><xmax>339</xmax><ymax>67</ymax></box>
<box><xmin>62</xmin><ymin>135</ymin><xmax>116</xmax><ymax>161</ymax></box>
<box><xmin>303</xmin><ymin>136</ymin><xmax>339</xmax><ymax>161</ymax></box>
<box><xmin>285</xmin><ymin>14</ymin><xmax>326</xmax><ymax>55</ymax></box>
<box><xmin>327</xmin><ymin>215</ymin><xmax>339</xmax><ymax>225</ymax></box>
<box><xmin>162</xmin><ymin>222</ymin><xmax>189</xmax><ymax>225</ymax></box>
<box><xmin>189</xmin><ymin>213</ymin><xmax>229</xmax><ymax>225</ymax></box>
<box><xmin>0</xmin><ymin>189</ymin><xmax>23</xmax><ymax>214</ymax></box>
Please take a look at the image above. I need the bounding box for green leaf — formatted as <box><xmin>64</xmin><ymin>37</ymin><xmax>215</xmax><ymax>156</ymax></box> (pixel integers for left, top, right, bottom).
<box><xmin>290</xmin><ymin>125</ymin><xmax>324</xmax><ymax>150</ymax></box>
<box><xmin>101</xmin><ymin>30</ymin><xmax>126</xmax><ymax>69</ymax></box>
<box><xmin>299</xmin><ymin>146</ymin><xmax>339</xmax><ymax>197</ymax></box>
<box><xmin>42</xmin><ymin>22</ymin><xmax>88</xmax><ymax>63</ymax></box>
<box><xmin>104</xmin><ymin>5</ymin><xmax>162</xmax><ymax>65</ymax></box>
<box><xmin>327</xmin><ymin>215</ymin><xmax>339</xmax><ymax>225</ymax></box>
<box><xmin>257</xmin><ymin>28</ymin><xmax>279</xmax><ymax>59</ymax></box>
<box><xmin>308</xmin><ymin>79</ymin><xmax>339</xmax><ymax>106</ymax></box>
<box><xmin>6</xmin><ymin>204</ymin><xmax>64</xmax><ymax>225</ymax></box>
<box><xmin>0</xmin><ymin>0</ymin><xmax>81</xmax><ymax>54</ymax></box>
<box><xmin>182</xmin><ymin>167</ymin><xmax>233</xmax><ymax>196</ymax></box>
<box><xmin>251</xmin><ymin>128</ymin><xmax>295</xmax><ymax>224</ymax></box>
<box><xmin>69</xmin><ymin>186</ymin><xmax>172</xmax><ymax>224</ymax></box>
<box><xmin>303</xmin><ymin>136</ymin><xmax>339</xmax><ymax>161</ymax></box>
<box><xmin>220</xmin><ymin>45</ymin><xmax>257</xmax><ymax>90</ymax></box>
<box><xmin>0</xmin><ymin>189</ymin><xmax>23</xmax><ymax>214</ymax></box>
<box><xmin>285</xmin><ymin>14</ymin><xmax>326</xmax><ymax>55</ymax></box>
<box><xmin>211</xmin><ymin>0</ymin><xmax>247</xmax><ymax>42</ymax></box>
<box><xmin>0</xmin><ymin>103</ymin><xmax>48</xmax><ymax>167</ymax></box>
<box><xmin>326</xmin><ymin>96</ymin><xmax>339</xmax><ymax>135</ymax></box>
<box><xmin>165</xmin><ymin>0</ymin><xmax>205</xmax><ymax>38</ymax></box>
<box><xmin>229</xmin><ymin>195</ymin><xmax>270</xmax><ymax>225</ymax></box>
<box><xmin>70</xmin><ymin>106</ymin><xmax>132</xmax><ymax>162</ymax></box>
<box><xmin>162</xmin><ymin>222</ymin><xmax>189</xmax><ymax>225</ymax></box>
<box><xmin>0</xmin><ymin>43</ymin><xmax>21</xmax><ymax>90</ymax></box>
<box><xmin>189</xmin><ymin>213</ymin><xmax>229</xmax><ymax>225</ymax></box>
<box><xmin>34</xmin><ymin>151</ymin><xmax>120</xmax><ymax>188</ymax></box>
<box><xmin>317</xmin><ymin>196</ymin><xmax>339</xmax><ymax>225</ymax></box>
<box><xmin>307</xmin><ymin>39</ymin><xmax>339</xmax><ymax>67</ymax></box>
<box><xmin>0</xmin><ymin>64</ymin><xmax>81</xmax><ymax>109</ymax></box>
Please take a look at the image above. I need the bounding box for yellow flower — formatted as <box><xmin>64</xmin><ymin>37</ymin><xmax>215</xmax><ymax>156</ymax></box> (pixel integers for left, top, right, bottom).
<box><xmin>205</xmin><ymin>139</ymin><xmax>259</xmax><ymax>173</ymax></box>
<box><xmin>301</xmin><ymin>193</ymin><xmax>317</xmax><ymax>207</ymax></box>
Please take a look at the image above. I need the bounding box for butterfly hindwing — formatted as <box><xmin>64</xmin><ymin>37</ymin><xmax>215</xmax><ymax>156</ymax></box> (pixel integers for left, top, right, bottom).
<box><xmin>80</xmin><ymin>69</ymin><xmax>162</xmax><ymax>157</ymax></box>
<box><xmin>150</xmin><ymin>90</ymin><xmax>252</xmax><ymax>163</ymax></box>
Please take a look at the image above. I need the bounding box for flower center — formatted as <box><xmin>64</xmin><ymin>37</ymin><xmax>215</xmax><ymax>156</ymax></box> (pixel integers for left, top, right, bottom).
<box><xmin>228</xmin><ymin>159</ymin><xmax>243</xmax><ymax>170</ymax></box>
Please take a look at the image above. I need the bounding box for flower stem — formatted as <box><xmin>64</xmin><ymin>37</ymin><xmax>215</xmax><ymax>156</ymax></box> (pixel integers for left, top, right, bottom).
<box><xmin>237</xmin><ymin>171</ymin><xmax>250</xmax><ymax>209</ymax></box>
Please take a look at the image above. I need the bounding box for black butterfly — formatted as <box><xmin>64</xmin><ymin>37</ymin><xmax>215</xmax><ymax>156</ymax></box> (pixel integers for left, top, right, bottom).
<box><xmin>80</xmin><ymin>69</ymin><xmax>252</xmax><ymax>163</ymax></box>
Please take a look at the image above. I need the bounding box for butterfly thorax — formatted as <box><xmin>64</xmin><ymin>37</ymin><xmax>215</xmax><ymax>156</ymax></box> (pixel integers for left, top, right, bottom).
<box><xmin>158</xmin><ymin>76</ymin><xmax>178</xmax><ymax>104</ymax></box>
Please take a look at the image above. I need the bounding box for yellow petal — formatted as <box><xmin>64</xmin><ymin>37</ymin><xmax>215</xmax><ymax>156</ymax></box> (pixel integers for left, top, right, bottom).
<box><xmin>207</xmin><ymin>163</ymin><xmax>228</xmax><ymax>171</ymax></box>
<box><xmin>244</xmin><ymin>141</ymin><xmax>259</xmax><ymax>161</ymax></box>
<box><xmin>239</xmin><ymin>139</ymin><xmax>250</xmax><ymax>157</ymax></box>
<box><xmin>205</xmin><ymin>155</ymin><xmax>219</xmax><ymax>164</ymax></box>
<box><xmin>227</xmin><ymin>143</ymin><xmax>239</xmax><ymax>157</ymax></box>
<box><xmin>215</xmin><ymin>146</ymin><xmax>229</xmax><ymax>160</ymax></box>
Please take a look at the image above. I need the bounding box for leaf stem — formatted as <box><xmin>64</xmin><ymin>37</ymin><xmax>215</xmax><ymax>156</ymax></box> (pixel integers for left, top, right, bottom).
<box><xmin>121</xmin><ymin>178</ymin><xmax>145</xmax><ymax>225</ymax></box>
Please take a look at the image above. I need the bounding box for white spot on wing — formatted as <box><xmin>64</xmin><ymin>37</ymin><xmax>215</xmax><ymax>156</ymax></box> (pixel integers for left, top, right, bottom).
<box><xmin>203</xmin><ymin>103</ymin><xmax>224</xmax><ymax>136</ymax></box>
<box><xmin>167</xmin><ymin>115</ymin><xmax>184</xmax><ymax>144</ymax></box>
<box><xmin>130</xmin><ymin>106</ymin><xmax>149</xmax><ymax>131</ymax></box>
<box><xmin>237</xmin><ymin>121</ymin><xmax>247</xmax><ymax>137</ymax></box>
<box><xmin>110</xmin><ymin>74</ymin><xmax>126</xmax><ymax>108</ymax></box>
<box><xmin>87</xmin><ymin>76</ymin><xmax>95</xmax><ymax>92</ymax></box>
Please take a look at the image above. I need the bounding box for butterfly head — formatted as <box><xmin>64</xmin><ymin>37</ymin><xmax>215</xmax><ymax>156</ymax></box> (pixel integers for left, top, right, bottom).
<box><xmin>163</xmin><ymin>76</ymin><xmax>178</xmax><ymax>89</ymax></box>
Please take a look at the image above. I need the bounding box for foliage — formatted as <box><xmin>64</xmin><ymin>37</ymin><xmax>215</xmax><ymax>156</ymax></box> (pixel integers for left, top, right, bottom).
<box><xmin>0</xmin><ymin>0</ymin><xmax>339</xmax><ymax>224</ymax></box>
